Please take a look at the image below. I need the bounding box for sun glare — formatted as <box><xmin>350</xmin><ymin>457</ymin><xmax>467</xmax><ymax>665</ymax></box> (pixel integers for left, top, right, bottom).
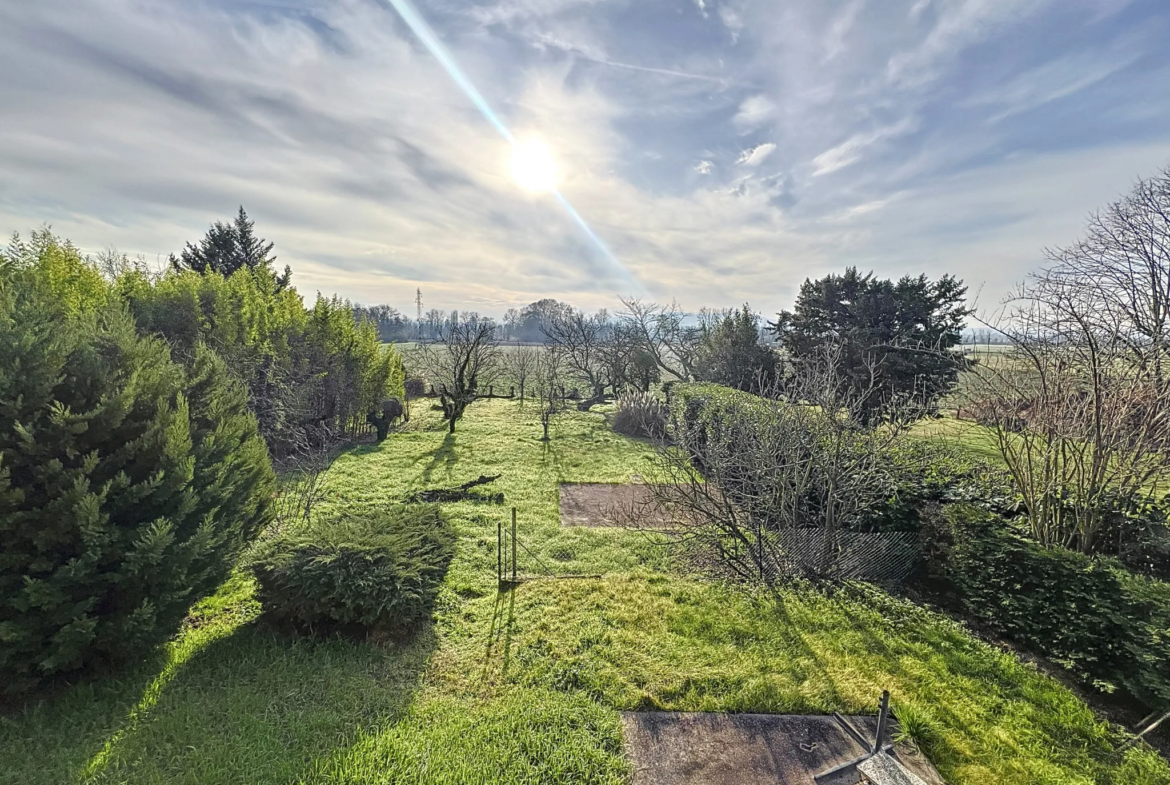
<box><xmin>511</xmin><ymin>137</ymin><xmax>557</xmax><ymax>193</ymax></box>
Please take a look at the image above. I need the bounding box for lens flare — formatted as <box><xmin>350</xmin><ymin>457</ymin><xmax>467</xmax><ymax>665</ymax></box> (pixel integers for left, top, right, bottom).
<box><xmin>378</xmin><ymin>0</ymin><xmax>639</xmax><ymax>290</ymax></box>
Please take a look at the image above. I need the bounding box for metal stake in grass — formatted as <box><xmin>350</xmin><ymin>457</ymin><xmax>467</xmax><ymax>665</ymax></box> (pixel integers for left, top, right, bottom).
<box><xmin>511</xmin><ymin>506</ymin><xmax>517</xmax><ymax>582</ymax></box>
<box><xmin>815</xmin><ymin>690</ymin><xmax>902</xmax><ymax>783</ymax></box>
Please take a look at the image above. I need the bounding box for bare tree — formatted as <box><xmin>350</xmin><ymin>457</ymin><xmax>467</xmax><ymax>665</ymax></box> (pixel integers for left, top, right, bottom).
<box><xmin>542</xmin><ymin>308</ymin><xmax>615</xmax><ymax>406</ymax></box>
<box><xmin>532</xmin><ymin>345</ymin><xmax>567</xmax><ymax>441</ymax></box>
<box><xmin>94</xmin><ymin>246</ymin><xmax>154</xmax><ymax>280</ymax></box>
<box><xmin>965</xmin><ymin>275</ymin><xmax>1170</xmax><ymax>555</ymax></box>
<box><xmin>619</xmin><ymin>298</ymin><xmax>704</xmax><ymax>381</ymax></box>
<box><xmin>502</xmin><ymin>344</ymin><xmax>539</xmax><ymax>403</ymax></box>
<box><xmin>644</xmin><ymin>346</ymin><xmax>913</xmax><ymax>582</ymax></box>
<box><xmin>1040</xmin><ymin>165</ymin><xmax>1170</xmax><ymax>389</ymax></box>
<box><xmin>418</xmin><ymin>320</ymin><xmax>501</xmax><ymax>433</ymax></box>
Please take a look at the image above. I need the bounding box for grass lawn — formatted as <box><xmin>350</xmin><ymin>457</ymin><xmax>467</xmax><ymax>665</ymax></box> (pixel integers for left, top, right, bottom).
<box><xmin>3</xmin><ymin>400</ymin><xmax>1168</xmax><ymax>785</ymax></box>
<box><xmin>911</xmin><ymin>415</ymin><xmax>1006</xmax><ymax>464</ymax></box>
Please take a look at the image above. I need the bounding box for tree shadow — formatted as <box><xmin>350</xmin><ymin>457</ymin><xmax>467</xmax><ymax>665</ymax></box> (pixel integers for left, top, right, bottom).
<box><xmin>419</xmin><ymin>433</ymin><xmax>459</xmax><ymax>485</ymax></box>
<box><xmin>5</xmin><ymin>620</ymin><xmax>439</xmax><ymax>785</ymax></box>
<box><xmin>539</xmin><ymin>437</ymin><xmax>570</xmax><ymax>481</ymax></box>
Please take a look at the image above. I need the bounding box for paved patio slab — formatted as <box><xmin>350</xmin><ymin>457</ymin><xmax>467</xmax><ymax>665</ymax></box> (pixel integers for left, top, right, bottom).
<box><xmin>620</xmin><ymin>712</ymin><xmax>945</xmax><ymax>785</ymax></box>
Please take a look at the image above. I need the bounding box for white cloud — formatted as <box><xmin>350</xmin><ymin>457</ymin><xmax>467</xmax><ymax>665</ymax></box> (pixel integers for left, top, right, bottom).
<box><xmin>736</xmin><ymin>143</ymin><xmax>777</xmax><ymax>166</ymax></box>
<box><xmin>732</xmin><ymin>94</ymin><xmax>775</xmax><ymax>132</ymax></box>
<box><xmin>824</xmin><ymin>0</ymin><xmax>865</xmax><ymax>61</ymax></box>
<box><xmin>695</xmin><ymin>160</ymin><xmax>713</xmax><ymax>174</ymax></box>
<box><xmin>718</xmin><ymin>5</ymin><xmax>744</xmax><ymax>44</ymax></box>
<box><xmin>811</xmin><ymin>119</ymin><xmax>915</xmax><ymax>176</ymax></box>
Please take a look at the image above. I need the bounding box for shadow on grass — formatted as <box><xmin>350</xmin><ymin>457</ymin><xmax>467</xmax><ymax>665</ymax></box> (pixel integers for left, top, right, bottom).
<box><xmin>419</xmin><ymin>433</ymin><xmax>459</xmax><ymax>486</ymax></box>
<box><xmin>479</xmin><ymin>586</ymin><xmax>518</xmax><ymax>687</ymax></box>
<box><xmin>1</xmin><ymin>620</ymin><xmax>438</xmax><ymax>785</ymax></box>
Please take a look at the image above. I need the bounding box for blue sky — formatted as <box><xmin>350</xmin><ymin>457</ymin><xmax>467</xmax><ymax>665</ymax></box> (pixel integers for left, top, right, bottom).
<box><xmin>1</xmin><ymin>0</ymin><xmax>1168</xmax><ymax>317</ymax></box>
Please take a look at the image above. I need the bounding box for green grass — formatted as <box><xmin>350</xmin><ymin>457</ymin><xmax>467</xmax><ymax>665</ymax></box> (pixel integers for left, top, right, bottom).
<box><xmin>911</xmin><ymin>415</ymin><xmax>1006</xmax><ymax>464</ymax></box>
<box><xmin>2</xmin><ymin>400</ymin><xmax>1167</xmax><ymax>785</ymax></box>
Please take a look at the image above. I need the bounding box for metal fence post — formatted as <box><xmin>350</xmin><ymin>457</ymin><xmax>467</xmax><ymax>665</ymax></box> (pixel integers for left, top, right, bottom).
<box><xmin>511</xmin><ymin>506</ymin><xmax>518</xmax><ymax>581</ymax></box>
<box><xmin>873</xmin><ymin>691</ymin><xmax>890</xmax><ymax>754</ymax></box>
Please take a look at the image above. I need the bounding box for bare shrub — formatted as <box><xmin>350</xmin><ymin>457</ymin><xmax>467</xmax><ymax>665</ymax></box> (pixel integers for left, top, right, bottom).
<box><xmin>963</xmin><ymin>167</ymin><xmax>1170</xmax><ymax>555</ymax></box>
<box><xmin>612</xmin><ymin>390</ymin><xmax>668</xmax><ymax>440</ymax></box>
<box><xmin>966</xmin><ymin>286</ymin><xmax>1170</xmax><ymax>554</ymax></box>
<box><xmin>644</xmin><ymin>347</ymin><xmax>921</xmax><ymax>582</ymax></box>
<box><xmin>269</xmin><ymin>443</ymin><xmax>346</xmax><ymax>538</ymax></box>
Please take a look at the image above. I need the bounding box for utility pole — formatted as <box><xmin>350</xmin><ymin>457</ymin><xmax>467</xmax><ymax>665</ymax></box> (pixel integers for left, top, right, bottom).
<box><xmin>415</xmin><ymin>288</ymin><xmax>423</xmax><ymax>340</ymax></box>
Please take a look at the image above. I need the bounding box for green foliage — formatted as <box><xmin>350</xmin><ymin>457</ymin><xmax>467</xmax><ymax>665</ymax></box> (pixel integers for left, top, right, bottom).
<box><xmin>0</xmin><ymin>266</ymin><xmax>274</xmax><ymax>693</ymax></box>
<box><xmin>693</xmin><ymin>305</ymin><xmax>777</xmax><ymax>392</ymax></box>
<box><xmin>3</xmin><ymin>402</ymin><xmax>1169</xmax><ymax>785</ymax></box>
<box><xmin>861</xmin><ymin>439</ymin><xmax>1021</xmax><ymax>532</ymax></box>
<box><xmin>924</xmin><ymin>504</ymin><xmax>1170</xmax><ymax>710</ymax></box>
<box><xmin>2</xmin><ymin>228</ymin><xmax>107</xmax><ymax>316</ymax></box>
<box><xmin>243</xmin><ymin>505</ymin><xmax>456</xmax><ymax>632</ymax></box>
<box><xmin>772</xmin><ymin>267</ymin><xmax>970</xmax><ymax>421</ymax></box>
<box><xmin>119</xmin><ymin>265</ymin><xmax>403</xmax><ymax>455</ymax></box>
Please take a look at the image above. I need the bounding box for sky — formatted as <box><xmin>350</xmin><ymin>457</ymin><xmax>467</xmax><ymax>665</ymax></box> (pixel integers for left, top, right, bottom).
<box><xmin>1</xmin><ymin>0</ymin><xmax>1169</xmax><ymax>319</ymax></box>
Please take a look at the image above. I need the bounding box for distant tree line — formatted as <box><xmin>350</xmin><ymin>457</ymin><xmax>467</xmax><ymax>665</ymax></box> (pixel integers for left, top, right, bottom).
<box><xmin>414</xmin><ymin>273</ymin><xmax>969</xmax><ymax>433</ymax></box>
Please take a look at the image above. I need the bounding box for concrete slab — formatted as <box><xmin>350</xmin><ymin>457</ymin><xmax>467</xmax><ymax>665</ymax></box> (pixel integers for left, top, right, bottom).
<box><xmin>858</xmin><ymin>752</ymin><xmax>930</xmax><ymax>785</ymax></box>
<box><xmin>620</xmin><ymin>712</ymin><xmax>945</xmax><ymax>785</ymax></box>
<box><xmin>559</xmin><ymin>483</ymin><xmax>674</xmax><ymax>528</ymax></box>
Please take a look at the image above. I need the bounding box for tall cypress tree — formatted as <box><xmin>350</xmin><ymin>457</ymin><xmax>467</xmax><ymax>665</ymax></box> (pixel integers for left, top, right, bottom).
<box><xmin>0</xmin><ymin>263</ymin><xmax>274</xmax><ymax>693</ymax></box>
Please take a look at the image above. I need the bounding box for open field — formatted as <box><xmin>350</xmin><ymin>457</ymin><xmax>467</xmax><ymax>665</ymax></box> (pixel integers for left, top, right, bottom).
<box><xmin>3</xmin><ymin>401</ymin><xmax>1167</xmax><ymax>785</ymax></box>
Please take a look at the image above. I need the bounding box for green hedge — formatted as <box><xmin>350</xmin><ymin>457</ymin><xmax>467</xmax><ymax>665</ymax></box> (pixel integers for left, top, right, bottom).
<box><xmin>670</xmin><ymin>383</ymin><xmax>1012</xmax><ymax>533</ymax></box>
<box><xmin>243</xmin><ymin>505</ymin><xmax>456</xmax><ymax>633</ymax></box>
<box><xmin>0</xmin><ymin>256</ymin><xmax>274</xmax><ymax>693</ymax></box>
<box><xmin>925</xmin><ymin>504</ymin><xmax>1170</xmax><ymax>710</ymax></box>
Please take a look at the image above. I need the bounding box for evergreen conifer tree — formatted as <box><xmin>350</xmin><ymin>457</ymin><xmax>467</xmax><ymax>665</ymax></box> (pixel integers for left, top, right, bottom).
<box><xmin>0</xmin><ymin>264</ymin><xmax>274</xmax><ymax>692</ymax></box>
<box><xmin>170</xmin><ymin>206</ymin><xmax>291</xmax><ymax>290</ymax></box>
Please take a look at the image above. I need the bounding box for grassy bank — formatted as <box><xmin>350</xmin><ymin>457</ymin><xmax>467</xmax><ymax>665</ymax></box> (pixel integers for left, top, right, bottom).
<box><xmin>3</xmin><ymin>401</ymin><xmax>1167</xmax><ymax>785</ymax></box>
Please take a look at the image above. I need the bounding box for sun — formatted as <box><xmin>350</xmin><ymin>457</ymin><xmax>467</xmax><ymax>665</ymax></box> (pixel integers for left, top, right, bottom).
<box><xmin>511</xmin><ymin>136</ymin><xmax>557</xmax><ymax>193</ymax></box>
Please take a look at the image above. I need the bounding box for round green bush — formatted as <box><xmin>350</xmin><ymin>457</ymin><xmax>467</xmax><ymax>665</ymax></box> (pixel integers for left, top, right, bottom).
<box><xmin>242</xmin><ymin>505</ymin><xmax>456</xmax><ymax>633</ymax></box>
<box><xmin>0</xmin><ymin>270</ymin><xmax>275</xmax><ymax>693</ymax></box>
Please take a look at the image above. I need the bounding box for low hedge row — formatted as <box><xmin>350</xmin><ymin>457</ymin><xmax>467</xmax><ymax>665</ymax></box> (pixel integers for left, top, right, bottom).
<box><xmin>243</xmin><ymin>504</ymin><xmax>455</xmax><ymax>634</ymax></box>
<box><xmin>670</xmin><ymin>383</ymin><xmax>1015</xmax><ymax>533</ymax></box>
<box><xmin>924</xmin><ymin>504</ymin><xmax>1170</xmax><ymax>711</ymax></box>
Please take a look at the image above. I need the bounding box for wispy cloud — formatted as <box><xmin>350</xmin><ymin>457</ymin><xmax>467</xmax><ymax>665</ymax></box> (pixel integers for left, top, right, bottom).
<box><xmin>966</xmin><ymin>48</ymin><xmax>1141</xmax><ymax>123</ymax></box>
<box><xmin>887</xmin><ymin>0</ymin><xmax>1050</xmax><ymax>88</ymax></box>
<box><xmin>718</xmin><ymin>4</ymin><xmax>744</xmax><ymax>44</ymax></box>
<box><xmin>824</xmin><ymin>0</ymin><xmax>866</xmax><ymax>61</ymax></box>
<box><xmin>732</xmin><ymin>94</ymin><xmax>775</xmax><ymax>132</ymax></box>
<box><xmin>0</xmin><ymin>0</ymin><xmax>1168</xmax><ymax>316</ymax></box>
<box><xmin>811</xmin><ymin>120</ymin><xmax>916</xmax><ymax>176</ymax></box>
